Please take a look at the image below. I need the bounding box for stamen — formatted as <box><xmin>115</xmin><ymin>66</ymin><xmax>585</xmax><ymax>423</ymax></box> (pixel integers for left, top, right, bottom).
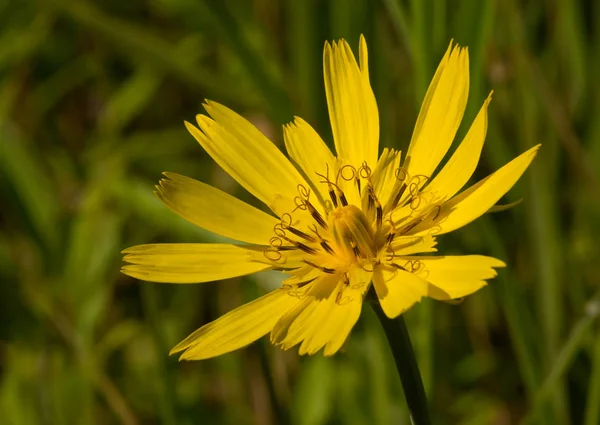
<box><xmin>350</xmin><ymin>240</ymin><xmax>362</xmax><ymax>258</ymax></box>
<box><xmin>302</xmin><ymin>260</ymin><xmax>336</xmax><ymax>274</ymax></box>
<box><xmin>320</xmin><ymin>240</ymin><xmax>335</xmax><ymax>254</ymax></box>
<box><xmin>287</xmin><ymin>226</ymin><xmax>317</xmax><ymax>242</ymax></box>
<box><xmin>390</xmin><ymin>262</ymin><xmax>408</xmax><ymax>271</ymax></box>
<box><xmin>376</xmin><ymin>205</ymin><xmax>383</xmax><ymax>229</ymax></box>
<box><xmin>296</xmin><ymin>242</ymin><xmax>318</xmax><ymax>255</ymax></box>
<box><xmin>389</xmin><ymin>183</ymin><xmax>407</xmax><ymax>211</ymax></box>
<box><xmin>329</xmin><ymin>189</ymin><xmax>338</xmax><ymax>208</ymax></box>
<box><xmin>339</xmin><ymin>192</ymin><xmax>348</xmax><ymax>207</ymax></box>
<box><xmin>307</xmin><ymin>201</ymin><xmax>328</xmax><ymax>229</ymax></box>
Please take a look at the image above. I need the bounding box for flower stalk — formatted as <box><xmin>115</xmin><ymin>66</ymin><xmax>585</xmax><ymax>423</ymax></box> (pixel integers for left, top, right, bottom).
<box><xmin>370</xmin><ymin>292</ymin><xmax>431</xmax><ymax>425</ymax></box>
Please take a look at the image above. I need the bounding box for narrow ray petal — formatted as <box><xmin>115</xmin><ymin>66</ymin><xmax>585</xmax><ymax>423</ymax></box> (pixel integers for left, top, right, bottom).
<box><xmin>121</xmin><ymin>244</ymin><xmax>271</xmax><ymax>283</ymax></box>
<box><xmin>324</xmin><ymin>36</ymin><xmax>379</xmax><ymax>168</ymax></box>
<box><xmin>405</xmin><ymin>43</ymin><xmax>470</xmax><ymax>179</ymax></box>
<box><xmin>372</xmin><ymin>265</ymin><xmax>428</xmax><ymax>318</ymax></box>
<box><xmin>283</xmin><ymin>116</ymin><xmax>335</xmax><ymax>207</ymax></box>
<box><xmin>389</xmin><ymin>235</ymin><xmax>438</xmax><ymax>256</ymax></box>
<box><xmin>319</xmin><ymin>268</ymin><xmax>370</xmax><ymax>355</ymax></box>
<box><xmin>412</xmin><ymin>144</ymin><xmax>541</xmax><ymax>236</ymax></box>
<box><xmin>157</xmin><ymin>173</ymin><xmax>278</xmax><ymax>244</ymax></box>
<box><xmin>171</xmin><ymin>289</ymin><xmax>299</xmax><ymax>360</ymax></box>
<box><xmin>371</xmin><ymin>148</ymin><xmax>402</xmax><ymax>209</ymax></box>
<box><xmin>271</xmin><ymin>274</ymin><xmax>340</xmax><ymax>349</ymax></box>
<box><xmin>423</xmin><ymin>93</ymin><xmax>492</xmax><ymax>200</ymax></box>
<box><xmin>185</xmin><ymin>101</ymin><xmax>307</xmax><ymax>215</ymax></box>
<box><xmin>323</xmin><ymin>295</ymin><xmax>362</xmax><ymax>355</ymax></box>
<box><xmin>409</xmin><ymin>255</ymin><xmax>506</xmax><ymax>300</ymax></box>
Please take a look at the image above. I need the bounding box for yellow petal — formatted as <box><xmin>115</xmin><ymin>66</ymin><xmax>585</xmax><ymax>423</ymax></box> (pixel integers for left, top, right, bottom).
<box><xmin>273</xmin><ymin>271</ymin><xmax>367</xmax><ymax>356</ymax></box>
<box><xmin>283</xmin><ymin>116</ymin><xmax>335</xmax><ymax>208</ymax></box>
<box><xmin>371</xmin><ymin>148</ymin><xmax>402</xmax><ymax>209</ymax></box>
<box><xmin>320</xmin><ymin>268</ymin><xmax>370</xmax><ymax>356</ymax></box>
<box><xmin>408</xmin><ymin>255</ymin><xmax>505</xmax><ymax>300</ymax></box>
<box><xmin>271</xmin><ymin>274</ymin><xmax>340</xmax><ymax>350</ymax></box>
<box><xmin>171</xmin><ymin>288</ymin><xmax>299</xmax><ymax>360</ymax></box>
<box><xmin>121</xmin><ymin>244</ymin><xmax>271</xmax><ymax>283</ymax></box>
<box><xmin>323</xmin><ymin>36</ymin><xmax>379</xmax><ymax>168</ymax></box>
<box><xmin>323</xmin><ymin>295</ymin><xmax>362</xmax><ymax>356</ymax></box>
<box><xmin>157</xmin><ymin>173</ymin><xmax>278</xmax><ymax>245</ymax></box>
<box><xmin>185</xmin><ymin>101</ymin><xmax>306</xmax><ymax>215</ymax></box>
<box><xmin>372</xmin><ymin>265</ymin><xmax>428</xmax><ymax>318</ymax></box>
<box><xmin>405</xmin><ymin>43</ymin><xmax>469</xmax><ymax>179</ymax></box>
<box><xmin>420</xmin><ymin>144</ymin><xmax>541</xmax><ymax>236</ymax></box>
<box><xmin>389</xmin><ymin>235</ymin><xmax>438</xmax><ymax>256</ymax></box>
<box><xmin>423</xmin><ymin>93</ymin><xmax>492</xmax><ymax>201</ymax></box>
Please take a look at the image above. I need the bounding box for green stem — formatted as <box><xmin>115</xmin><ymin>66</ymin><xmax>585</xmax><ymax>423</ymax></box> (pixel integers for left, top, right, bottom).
<box><xmin>370</xmin><ymin>297</ymin><xmax>431</xmax><ymax>425</ymax></box>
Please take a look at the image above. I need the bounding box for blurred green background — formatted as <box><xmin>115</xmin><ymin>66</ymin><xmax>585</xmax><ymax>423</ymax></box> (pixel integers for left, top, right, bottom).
<box><xmin>1</xmin><ymin>0</ymin><xmax>599</xmax><ymax>424</ymax></box>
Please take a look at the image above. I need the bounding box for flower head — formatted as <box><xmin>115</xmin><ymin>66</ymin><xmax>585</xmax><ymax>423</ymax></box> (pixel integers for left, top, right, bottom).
<box><xmin>122</xmin><ymin>36</ymin><xmax>539</xmax><ymax>360</ymax></box>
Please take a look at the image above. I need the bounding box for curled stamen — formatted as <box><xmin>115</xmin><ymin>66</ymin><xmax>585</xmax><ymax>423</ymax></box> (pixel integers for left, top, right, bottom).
<box><xmin>338</xmin><ymin>165</ymin><xmax>357</xmax><ymax>182</ymax></box>
<box><xmin>264</xmin><ymin>248</ymin><xmax>282</xmax><ymax>262</ymax></box>
<box><xmin>315</xmin><ymin>164</ymin><xmax>342</xmax><ymax>209</ymax></box>
<box><xmin>404</xmin><ymin>259</ymin><xmax>423</xmax><ymax>273</ymax></box>
<box><xmin>384</xmin><ymin>246</ymin><xmax>395</xmax><ymax>263</ymax></box>
<box><xmin>297</xmin><ymin>183</ymin><xmax>311</xmax><ymax>199</ymax></box>
<box><xmin>409</xmin><ymin>194</ymin><xmax>422</xmax><ymax>210</ymax></box>
<box><xmin>395</xmin><ymin>167</ymin><xmax>408</xmax><ymax>182</ymax></box>
<box><xmin>273</xmin><ymin>225</ymin><xmax>286</xmax><ymax>238</ymax></box>
<box><xmin>270</xmin><ymin>236</ymin><xmax>283</xmax><ymax>247</ymax></box>
<box><xmin>280</xmin><ymin>213</ymin><xmax>293</xmax><ymax>229</ymax></box>
<box><xmin>359</xmin><ymin>161</ymin><xmax>372</xmax><ymax>179</ymax></box>
<box><xmin>294</xmin><ymin>196</ymin><xmax>308</xmax><ymax>211</ymax></box>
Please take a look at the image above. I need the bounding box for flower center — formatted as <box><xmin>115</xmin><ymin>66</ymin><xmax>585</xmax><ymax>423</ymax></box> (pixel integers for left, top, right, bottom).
<box><xmin>263</xmin><ymin>159</ymin><xmax>444</xmax><ymax>280</ymax></box>
<box><xmin>329</xmin><ymin>205</ymin><xmax>375</xmax><ymax>262</ymax></box>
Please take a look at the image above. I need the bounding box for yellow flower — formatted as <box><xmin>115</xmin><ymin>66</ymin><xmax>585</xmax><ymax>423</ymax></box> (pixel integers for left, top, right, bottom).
<box><xmin>122</xmin><ymin>36</ymin><xmax>539</xmax><ymax>360</ymax></box>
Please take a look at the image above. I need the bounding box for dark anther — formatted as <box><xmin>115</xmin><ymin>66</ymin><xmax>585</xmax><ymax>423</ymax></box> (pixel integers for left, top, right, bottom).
<box><xmin>376</xmin><ymin>206</ymin><xmax>383</xmax><ymax>228</ymax></box>
<box><xmin>390</xmin><ymin>262</ymin><xmax>408</xmax><ymax>271</ymax></box>
<box><xmin>298</xmin><ymin>280</ymin><xmax>314</xmax><ymax>288</ymax></box>
<box><xmin>329</xmin><ymin>189</ymin><xmax>338</xmax><ymax>208</ymax></box>
<box><xmin>288</xmin><ymin>226</ymin><xmax>316</xmax><ymax>242</ymax></box>
<box><xmin>303</xmin><ymin>260</ymin><xmax>336</xmax><ymax>274</ymax></box>
<box><xmin>296</xmin><ymin>242</ymin><xmax>318</xmax><ymax>255</ymax></box>
<box><xmin>351</xmin><ymin>243</ymin><xmax>362</xmax><ymax>259</ymax></box>
<box><xmin>307</xmin><ymin>202</ymin><xmax>328</xmax><ymax>229</ymax></box>
<box><xmin>356</xmin><ymin>178</ymin><xmax>362</xmax><ymax>195</ymax></box>
<box><xmin>339</xmin><ymin>192</ymin><xmax>348</xmax><ymax>207</ymax></box>
<box><xmin>400</xmin><ymin>220</ymin><xmax>421</xmax><ymax>235</ymax></box>
<box><xmin>367</xmin><ymin>192</ymin><xmax>375</xmax><ymax>211</ymax></box>
<box><xmin>320</xmin><ymin>240</ymin><xmax>335</xmax><ymax>254</ymax></box>
<box><xmin>386</xmin><ymin>232</ymin><xmax>395</xmax><ymax>245</ymax></box>
<box><xmin>390</xmin><ymin>183</ymin><xmax>407</xmax><ymax>210</ymax></box>
<box><xmin>277</xmin><ymin>245</ymin><xmax>297</xmax><ymax>251</ymax></box>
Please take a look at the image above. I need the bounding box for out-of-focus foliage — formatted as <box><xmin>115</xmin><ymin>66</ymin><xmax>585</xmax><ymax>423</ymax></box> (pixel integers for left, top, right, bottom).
<box><xmin>1</xmin><ymin>0</ymin><xmax>599</xmax><ymax>424</ymax></box>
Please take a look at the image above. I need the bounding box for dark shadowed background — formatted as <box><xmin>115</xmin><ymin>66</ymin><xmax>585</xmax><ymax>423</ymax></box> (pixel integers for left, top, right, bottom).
<box><xmin>1</xmin><ymin>0</ymin><xmax>599</xmax><ymax>424</ymax></box>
